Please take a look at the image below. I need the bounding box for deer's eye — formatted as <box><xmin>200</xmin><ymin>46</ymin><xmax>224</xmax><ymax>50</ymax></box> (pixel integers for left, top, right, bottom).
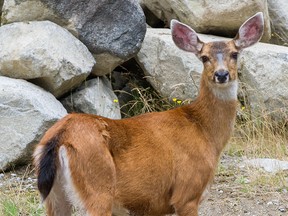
<box><xmin>201</xmin><ymin>56</ymin><xmax>209</xmax><ymax>63</ymax></box>
<box><xmin>231</xmin><ymin>52</ymin><xmax>238</xmax><ymax>60</ymax></box>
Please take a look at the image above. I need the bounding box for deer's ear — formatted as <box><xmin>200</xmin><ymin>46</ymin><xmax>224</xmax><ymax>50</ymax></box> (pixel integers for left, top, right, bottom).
<box><xmin>233</xmin><ymin>12</ymin><xmax>264</xmax><ymax>50</ymax></box>
<box><xmin>171</xmin><ymin>19</ymin><xmax>203</xmax><ymax>55</ymax></box>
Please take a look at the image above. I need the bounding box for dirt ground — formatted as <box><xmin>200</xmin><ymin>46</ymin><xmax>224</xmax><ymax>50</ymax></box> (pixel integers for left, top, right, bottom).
<box><xmin>199</xmin><ymin>156</ymin><xmax>288</xmax><ymax>216</ymax></box>
<box><xmin>1</xmin><ymin>155</ymin><xmax>287</xmax><ymax>216</ymax></box>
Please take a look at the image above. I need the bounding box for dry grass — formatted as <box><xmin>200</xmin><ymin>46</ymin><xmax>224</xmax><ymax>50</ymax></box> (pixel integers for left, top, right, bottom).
<box><xmin>0</xmin><ymin>166</ymin><xmax>44</xmax><ymax>215</ymax></box>
<box><xmin>227</xmin><ymin>107</ymin><xmax>288</xmax><ymax>160</ymax></box>
<box><xmin>119</xmin><ymin>86</ymin><xmax>176</xmax><ymax>117</ymax></box>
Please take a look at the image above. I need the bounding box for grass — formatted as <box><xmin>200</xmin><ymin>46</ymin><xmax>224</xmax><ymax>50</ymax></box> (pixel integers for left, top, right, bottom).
<box><xmin>0</xmin><ymin>166</ymin><xmax>44</xmax><ymax>216</ymax></box>
<box><xmin>1</xmin><ymin>199</ymin><xmax>18</xmax><ymax>216</ymax></box>
<box><xmin>215</xmin><ymin>162</ymin><xmax>288</xmax><ymax>199</ymax></box>
<box><xmin>119</xmin><ymin>86</ymin><xmax>175</xmax><ymax>117</ymax></box>
<box><xmin>0</xmin><ymin>195</ymin><xmax>43</xmax><ymax>216</ymax></box>
<box><xmin>222</xmin><ymin>101</ymin><xmax>288</xmax><ymax>197</ymax></box>
<box><xmin>227</xmin><ymin>106</ymin><xmax>288</xmax><ymax>160</ymax></box>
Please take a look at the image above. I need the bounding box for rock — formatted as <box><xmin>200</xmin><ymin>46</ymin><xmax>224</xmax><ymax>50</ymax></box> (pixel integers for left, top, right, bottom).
<box><xmin>136</xmin><ymin>28</ymin><xmax>227</xmax><ymax>100</ymax></box>
<box><xmin>0</xmin><ymin>0</ymin><xmax>3</xmax><ymax>23</ymax></box>
<box><xmin>240</xmin><ymin>158</ymin><xmax>288</xmax><ymax>173</ymax></box>
<box><xmin>61</xmin><ymin>77</ymin><xmax>121</xmax><ymax>119</ymax></box>
<box><xmin>141</xmin><ymin>0</ymin><xmax>271</xmax><ymax>42</ymax></box>
<box><xmin>93</xmin><ymin>53</ymin><xmax>124</xmax><ymax>76</ymax></box>
<box><xmin>2</xmin><ymin>0</ymin><xmax>146</xmax><ymax>75</ymax></box>
<box><xmin>0</xmin><ymin>21</ymin><xmax>95</xmax><ymax>98</ymax></box>
<box><xmin>267</xmin><ymin>0</ymin><xmax>288</xmax><ymax>45</ymax></box>
<box><xmin>136</xmin><ymin>28</ymin><xmax>202</xmax><ymax>100</ymax></box>
<box><xmin>139</xmin><ymin>1</ymin><xmax>165</xmax><ymax>28</ymax></box>
<box><xmin>0</xmin><ymin>76</ymin><xmax>67</xmax><ymax>170</ymax></box>
<box><xmin>239</xmin><ymin>43</ymin><xmax>288</xmax><ymax>123</ymax></box>
<box><xmin>278</xmin><ymin>206</ymin><xmax>287</xmax><ymax>213</ymax></box>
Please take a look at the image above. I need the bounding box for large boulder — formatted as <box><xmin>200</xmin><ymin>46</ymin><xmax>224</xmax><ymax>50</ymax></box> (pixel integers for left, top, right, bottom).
<box><xmin>0</xmin><ymin>21</ymin><xmax>95</xmax><ymax>98</ymax></box>
<box><xmin>141</xmin><ymin>0</ymin><xmax>271</xmax><ymax>42</ymax></box>
<box><xmin>238</xmin><ymin>42</ymin><xmax>288</xmax><ymax>123</ymax></box>
<box><xmin>0</xmin><ymin>76</ymin><xmax>67</xmax><ymax>170</ymax></box>
<box><xmin>136</xmin><ymin>28</ymin><xmax>226</xmax><ymax>100</ymax></box>
<box><xmin>267</xmin><ymin>0</ymin><xmax>288</xmax><ymax>45</ymax></box>
<box><xmin>2</xmin><ymin>0</ymin><xmax>146</xmax><ymax>75</ymax></box>
<box><xmin>61</xmin><ymin>77</ymin><xmax>121</xmax><ymax>119</ymax></box>
<box><xmin>136</xmin><ymin>28</ymin><xmax>201</xmax><ymax>100</ymax></box>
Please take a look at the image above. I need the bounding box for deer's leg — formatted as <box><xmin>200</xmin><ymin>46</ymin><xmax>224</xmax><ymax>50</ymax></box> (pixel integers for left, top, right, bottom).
<box><xmin>59</xmin><ymin>142</ymin><xmax>116</xmax><ymax>216</ymax></box>
<box><xmin>44</xmin><ymin>174</ymin><xmax>72</xmax><ymax>216</ymax></box>
<box><xmin>174</xmin><ymin>199</ymin><xmax>199</xmax><ymax>216</ymax></box>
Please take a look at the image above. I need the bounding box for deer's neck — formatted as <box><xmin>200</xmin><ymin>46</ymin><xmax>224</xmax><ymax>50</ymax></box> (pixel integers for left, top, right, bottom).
<box><xmin>183</xmin><ymin>79</ymin><xmax>238</xmax><ymax>156</ymax></box>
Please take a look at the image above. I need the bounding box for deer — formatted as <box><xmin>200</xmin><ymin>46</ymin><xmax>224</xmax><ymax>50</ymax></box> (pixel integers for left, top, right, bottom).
<box><xmin>33</xmin><ymin>12</ymin><xmax>264</xmax><ymax>216</ymax></box>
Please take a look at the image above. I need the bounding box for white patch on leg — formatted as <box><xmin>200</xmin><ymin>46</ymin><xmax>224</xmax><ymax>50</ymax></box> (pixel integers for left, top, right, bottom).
<box><xmin>45</xmin><ymin>176</ymin><xmax>72</xmax><ymax>215</ymax></box>
<box><xmin>112</xmin><ymin>201</ymin><xmax>130</xmax><ymax>216</ymax></box>
<box><xmin>59</xmin><ymin>146</ymin><xmax>87</xmax><ymax>215</ymax></box>
<box><xmin>212</xmin><ymin>81</ymin><xmax>238</xmax><ymax>101</ymax></box>
<box><xmin>200</xmin><ymin>184</ymin><xmax>211</xmax><ymax>203</ymax></box>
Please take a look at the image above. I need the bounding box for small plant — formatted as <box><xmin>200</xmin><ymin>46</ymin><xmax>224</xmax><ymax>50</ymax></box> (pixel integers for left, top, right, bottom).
<box><xmin>119</xmin><ymin>85</ymin><xmax>176</xmax><ymax>118</ymax></box>
<box><xmin>1</xmin><ymin>199</ymin><xmax>18</xmax><ymax>216</ymax></box>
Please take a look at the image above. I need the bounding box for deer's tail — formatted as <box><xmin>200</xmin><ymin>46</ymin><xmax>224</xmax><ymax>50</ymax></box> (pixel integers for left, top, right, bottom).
<box><xmin>33</xmin><ymin>132</ymin><xmax>62</xmax><ymax>201</ymax></box>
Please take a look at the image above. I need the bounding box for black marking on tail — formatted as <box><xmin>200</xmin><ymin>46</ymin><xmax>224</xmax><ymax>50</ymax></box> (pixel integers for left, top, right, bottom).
<box><xmin>37</xmin><ymin>133</ymin><xmax>61</xmax><ymax>201</ymax></box>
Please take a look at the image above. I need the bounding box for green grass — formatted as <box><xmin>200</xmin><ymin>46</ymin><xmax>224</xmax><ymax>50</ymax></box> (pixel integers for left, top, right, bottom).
<box><xmin>1</xmin><ymin>199</ymin><xmax>19</xmax><ymax>216</ymax></box>
<box><xmin>0</xmin><ymin>192</ymin><xmax>44</xmax><ymax>216</ymax></box>
<box><xmin>0</xmin><ymin>166</ymin><xmax>44</xmax><ymax>216</ymax></box>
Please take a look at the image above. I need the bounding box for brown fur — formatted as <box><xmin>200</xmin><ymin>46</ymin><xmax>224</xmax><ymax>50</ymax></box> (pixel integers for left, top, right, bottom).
<box><xmin>34</xmin><ymin>14</ymin><xmax>264</xmax><ymax>216</ymax></box>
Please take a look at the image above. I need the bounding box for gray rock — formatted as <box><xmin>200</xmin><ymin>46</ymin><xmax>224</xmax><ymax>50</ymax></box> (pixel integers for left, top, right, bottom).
<box><xmin>2</xmin><ymin>0</ymin><xmax>146</xmax><ymax>75</ymax></box>
<box><xmin>0</xmin><ymin>21</ymin><xmax>95</xmax><ymax>98</ymax></box>
<box><xmin>61</xmin><ymin>77</ymin><xmax>121</xmax><ymax>119</ymax></box>
<box><xmin>92</xmin><ymin>53</ymin><xmax>125</xmax><ymax>76</ymax></box>
<box><xmin>240</xmin><ymin>158</ymin><xmax>288</xmax><ymax>173</ymax></box>
<box><xmin>0</xmin><ymin>76</ymin><xmax>67</xmax><ymax>170</ymax></box>
<box><xmin>136</xmin><ymin>28</ymin><xmax>226</xmax><ymax>100</ymax></box>
<box><xmin>267</xmin><ymin>0</ymin><xmax>288</xmax><ymax>45</ymax></box>
<box><xmin>0</xmin><ymin>0</ymin><xmax>3</xmax><ymax>23</ymax></box>
<box><xmin>239</xmin><ymin>43</ymin><xmax>288</xmax><ymax>122</ymax></box>
<box><xmin>136</xmin><ymin>28</ymin><xmax>202</xmax><ymax>100</ymax></box>
<box><xmin>141</xmin><ymin>0</ymin><xmax>271</xmax><ymax>42</ymax></box>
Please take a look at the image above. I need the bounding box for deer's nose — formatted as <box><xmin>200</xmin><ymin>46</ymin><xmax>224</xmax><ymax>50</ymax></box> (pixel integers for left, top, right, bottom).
<box><xmin>214</xmin><ymin>70</ymin><xmax>229</xmax><ymax>83</ymax></box>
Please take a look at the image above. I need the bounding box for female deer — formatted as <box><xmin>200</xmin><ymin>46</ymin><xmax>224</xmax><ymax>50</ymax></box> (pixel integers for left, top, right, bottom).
<box><xmin>34</xmin><ymin>12</ymin><xmax>264</xmax><ymax>216</ymax></box>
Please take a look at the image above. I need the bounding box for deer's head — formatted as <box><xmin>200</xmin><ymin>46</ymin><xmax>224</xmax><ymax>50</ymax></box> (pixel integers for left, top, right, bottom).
<box><xmin>171</xmin><ymin>12</ymin><xmax>264</xmax><ymax>91</ymax></box>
